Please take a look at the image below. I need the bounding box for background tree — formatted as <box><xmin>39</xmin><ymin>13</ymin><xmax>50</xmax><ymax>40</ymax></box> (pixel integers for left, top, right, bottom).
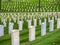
<box><xmin>0</xmin><ymin>0</ymin><xmax>1</xmax><ymax>10</ymax></box>
<box><xmin>39</xmin><ymin>0</ymin><xmax>40</xmax><ymax>11</ymax></box>
<box><xmin>8</xmin><ymin>0</ymin><xmax>11</xmax><ymax>2</ymax></box>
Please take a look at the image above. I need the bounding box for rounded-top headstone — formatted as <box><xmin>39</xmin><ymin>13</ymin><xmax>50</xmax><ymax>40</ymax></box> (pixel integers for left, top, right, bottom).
<box><xmin>29</xmin><ymin>26</ymin><xmax>35</xmax><ymax>29</ymax></box>
<box><xmin>29</xmin><ymin>26</ymin><xmax>35</xmax><ymax>41</ymax></box>
<box><xmin>11</xmin><ymin>30</ymin><xmax>19</xmax><ymax>33</ymax></box>
<box><xmin>11</xmin><ymin>30</ymin><xmax>20</xmax><ymax>45</ymax></box>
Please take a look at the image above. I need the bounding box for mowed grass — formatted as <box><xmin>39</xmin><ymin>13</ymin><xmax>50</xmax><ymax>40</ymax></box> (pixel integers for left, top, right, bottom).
<box><xmin>0</xmin><ymin>17</ymin><xmax>60</xmax><ymax>45</ymax></box>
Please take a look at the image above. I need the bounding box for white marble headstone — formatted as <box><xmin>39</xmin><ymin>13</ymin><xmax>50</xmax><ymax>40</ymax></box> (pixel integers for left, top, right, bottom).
<box><xmin>57</xmin><ymin>18</ymin><xmax>60</xmax><ymax>28</ymax></box>
<box><xmin>13</xmin><ymin>18</ymin><xmax>16</xmax><ymax>23</ymax></box>
<box><xmin>2</xmin><ymin>19</ymin><xmax>6</xmax><ymax>27</ymax></box>
<box><xmin>48</xmin><ymin>17</ymin><xmax>50</xmax><ymax>22</ymax></box>
<box><xmin>0</xmin><ymin>25</ymin><xmax>4</xmax><ymax>36</ymax></box>
<box><xmin>41</xmin><ymin>22</ymin><xmax>46</xmax><ymax>36</ymax></box>
<box><xmin>18</xmin><ymin>21</ymin><xmax>23</xmax><ymax>31</ymax></box>
<box><xmin>11</xmin><ymin>30</ymin><xmax>20</xmax><ymax>45</ymax></box>
<box><xmin>52</xmin><ymin>17</ymin><xmax>54</xmax><ymax>22</ymax></box>
<box><xmin>55</xmin><ymin>16</ymin><xmax>57</xmax><ymax>20</ymax></box>
<box><xmin>29</xmin><ymin>26</ymin><xmax>35</xmax><ymax>41</ymax></box>
<box><xmin>34</xmin><ymin>19</ymin><xmax>37</xmax><ymax>27</ymax></box>
<box><xmin>49</xmin><ymin>20</ymin><xmax>54</xmax><ymax>32</ymax></box>
<box><xmin>44</xmin><ymin>19</ymin><xmax>46</xmax><ymax>24</ymax></box>
<box><xmin>39</xmin><ymin>19</ymin><xmax>41</xmax><ymax>25</ymax></box>
<box><xmin>9</xmin><ymin>22</ymin><xmax>14</xmax><ymax>34</ymax></box>
<box><xmin>30</xmin><ymin>15</ymin><xmax>32</xmax><ymax>20</ymax></box>
<box><xmin>27</xmin><ymin>20</ymin><xmax>32</xmax><ymax>28</ymax></box>
<box><xmin>17</xmin><ymin>17</ymin><xmax>19</xmax><ymax>23</ymax></box>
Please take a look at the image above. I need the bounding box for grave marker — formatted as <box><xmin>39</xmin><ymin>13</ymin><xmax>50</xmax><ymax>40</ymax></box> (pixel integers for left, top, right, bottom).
<box><xmin>0</xmin><ymin>25</ymin><xmax>4</xmax><ymax>36</ymax></box>
<box><xmin>57</xmin><ymin>18</ymin><xmax>60</xmax><ymax>28</ymax></box>
<box><xmin>29</xmin><ymin>26</ymin><xmax>35</xmax><ymax>41</ymax></box>
<box><xmin>11</xmin><ymin>30</ymin><xmax>20</xmax><ymax>45</ymax></box>
<box><xmin>2</xmin><ymin>19</ymin><xmax>6</xmax><ymax>27</ymax></box>
<box><xmin>13</xmin><ymin>18</ymin><xmax>16</xmax><ymax>23</ymax></box>
<box><xmin>41</xmin><ymin>22</ymin><xmax>46</xmax><ymax>36</ymax></box>
<box><xmin>39</xmin><ymin>19</ymin><xmax>41</xmax><ymax>25</ymax></box>
<box><xmin>18</xmin><ymin>21</ymin><xmax>23</xmax><ymax>31</ymax></box>
<box><xmin>49</xmin><ymin>20</ymin><xmax>54</xmax><ymax>32</ymax></box>
<box><xmin>9</xmin><ymin>22</ymin><xmax>14</xmax><ymax>34</ymax></box>
<box><xmin>27</xmin><ymin>20</ymin><xmax>32</xmax><ymax>28</ymax></box>
<box><xmin>34</xmin><ymin>19</ymin><xmax>37</xmax><ymax>27</ymax></box>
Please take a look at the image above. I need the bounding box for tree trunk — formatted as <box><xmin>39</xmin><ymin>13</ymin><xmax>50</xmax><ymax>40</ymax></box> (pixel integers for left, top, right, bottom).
<box><xmin>0</xmin><ymin>0</ymin><xmax>1</xmax><ymax>10</ymax></box>
<box><xmin>8</xmin><ymin>0</ymin><xmax>11</xmax><ymax>2</ymax></box>
<box><xmin>39</xmin><ymin>0</ymin><xmax>40</xmax><ymax>12</ymax></box>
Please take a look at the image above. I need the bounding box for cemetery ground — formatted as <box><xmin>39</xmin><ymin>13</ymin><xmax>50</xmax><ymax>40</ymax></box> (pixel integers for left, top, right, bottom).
<box><xmin>0</xmin><ymin>0</ymin><xmax>60</xmax><ymax>45</ymax></box>
<box><xmin>1</xmin><ymin>28</ymin><xmax>60</xmax><ymax>45</ymax></box>
<box><xmin>0</xmin><ymin>12</ymin><xmax>60</xmax><ymax>45</ymax></box>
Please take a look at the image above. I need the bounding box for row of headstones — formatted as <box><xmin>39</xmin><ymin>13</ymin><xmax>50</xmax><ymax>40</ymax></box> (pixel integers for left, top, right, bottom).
<box><xmin>2</xmin><ymin>0</ymin><xmax>56</xmax><ymax>7</ymax></box>
<box><xmin>0</xmin><ymin>12</ymin><xmax>58</xmax><ymax>28</ymax></box>
<box><xmin>0</xmin><ymin>12</ymin><xmax>59</xmax><ymax>23</ymax></box>
<box><xmin>2</xmin><ymin>0</ymin><xmax>36</xmax><ymax>2</ymax></box>
<box><xmin>2</xmin><ymin>1</ymin><xmax>37</xmax><ymax>4</ymax></box>
<box><xmin>0</xmin><ymin>16</ymin><xmax>56</xmax><ymax>36</ymax></box>
<box><xmin>2</xmin><ymin>0</ymin><xmax>56</xmax><ymax>2</ymax></box>
<box><xmin>2</xmin><ymin>1</ymin><xmax>37</xmax><ymax>8</ymax></box>
<box><xmin>2</xmin><ymin>3</ymin><xmax>37</xmax><ymax>8</ymax></box>
<box><xmin>0</xmin><ymin>12</ymin><xmax>58</xmax><ymax>26</ymax></box>
<box><xmin>0</xmin><ymin>15</ymin><xmax>60</xmax><ymax>45</ymax></box>
<box><xmin>0</xmin><ymin>12</ymin><xmax>58</xmax><ymax>18</ymax></box>
<box><xmin>2</xmin><ymin>2</ymin><xmax>58</xmax><ymax>12</ymax></box>
<box><xmin>1</xmin><ymin>7</ymin><xmax>39</xmax><ymax>12</ymax></box>
<box><xmin>2</xmin><ymin>8</ymin><xmax>39</xmax><ymax>12</ymax></box>
<box><xmin>0</xmin><ymin>18</ymin><xmax>60</xmax><ymax>38</ymax></box>
<box><xmin>11</xmin><ymin>18</ymin><xmax>60</xmax><ymax>45</ymax></box>
<box><xmin>1</xmin><ymin>8</ymin><xmax>58</xmax><ymax>12</ymax></box>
